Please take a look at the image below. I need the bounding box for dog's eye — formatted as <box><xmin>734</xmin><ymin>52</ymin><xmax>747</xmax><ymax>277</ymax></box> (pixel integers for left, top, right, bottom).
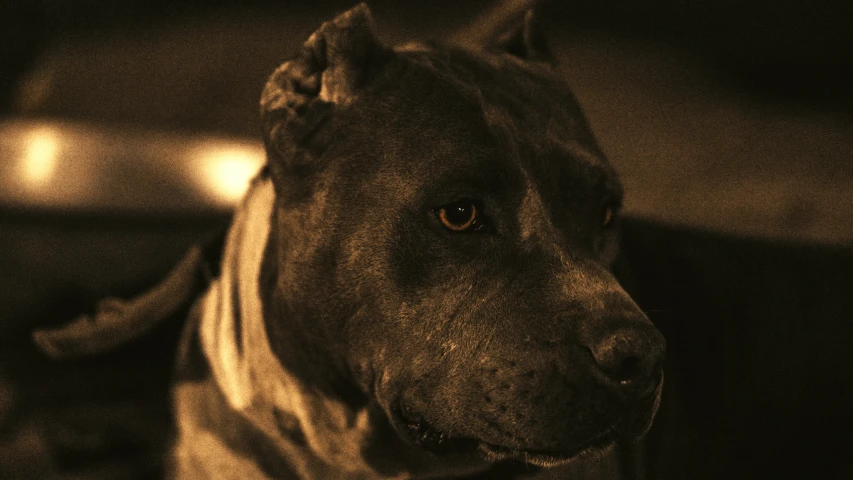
<box><xmin>602</xmin><ymin>204</ymin><xmax>619</xmax><ymax>228</ymax></box>
<box><xmin>435</xmin><ymin>201</ymin><xmax>482</xmax><ymax>232</ymax></box>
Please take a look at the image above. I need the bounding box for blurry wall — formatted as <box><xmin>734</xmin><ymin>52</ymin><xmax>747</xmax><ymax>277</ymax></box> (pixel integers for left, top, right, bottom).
<box><xmin>2</xmin><ymin>0</ymin><xmax>852</xmax><ymax>111</ymax></box>
<box><xmin>2</xmin><ymin>0</ymin><xmax>851</xmax><ymax>244</ymax></box>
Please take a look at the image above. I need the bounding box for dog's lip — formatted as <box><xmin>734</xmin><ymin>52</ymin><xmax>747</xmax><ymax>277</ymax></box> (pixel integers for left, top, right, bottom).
<box><xmin>393</xmin><ymin>403</ymin><xmax>480</xmax><ymax>455</ymax></box>
<box><xmin>393</xmin><ymin>403</ymin><xmax>620</xmax><ymax>465</ymax></box>
<box><xmin>632</xmin><ymin>370</ymin><xmax>665</xmax><ymax>401</ymax></box>
<box><xmin>475</xmin><ymin>424</ymin><xmax>620</xmax><ymax>467</ymax></box>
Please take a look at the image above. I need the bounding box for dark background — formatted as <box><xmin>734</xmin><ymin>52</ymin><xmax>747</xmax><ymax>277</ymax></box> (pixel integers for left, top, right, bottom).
<box><xmin>1</xmin><ymin>0</ymin><xmax>851</xmax><ymax>478</ymax></box>
<box><xmin>4</xmin><ymin>0</ymin><xmax>853</xmax><ymax>114</ymax></box>
<box><xmin>3</xmin><ymin>0</ymin><xmax>852</xmax><ymax>242</ymax></box>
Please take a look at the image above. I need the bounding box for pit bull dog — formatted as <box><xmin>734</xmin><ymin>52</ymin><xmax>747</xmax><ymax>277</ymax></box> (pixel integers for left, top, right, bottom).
<box><xmin>34</xmin><ymin>3</ymin><xmax>665</xmax><ymax>478</ymax></box>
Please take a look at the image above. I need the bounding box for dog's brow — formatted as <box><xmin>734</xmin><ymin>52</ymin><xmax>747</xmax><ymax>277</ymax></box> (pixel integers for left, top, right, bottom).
<box><xmin>518</xmin><ymin>172</ymin><xmax>559</xmax><ymax>246</ymax></box>
<box><xmin>546</xmin><ymin>144</ymin><xmax>622</xmax><ymax>196</ymax></box>
<box><xmin>551</xmin><ymin>142</ymin><xmax>608</xmax><ymax>168</ymax></box>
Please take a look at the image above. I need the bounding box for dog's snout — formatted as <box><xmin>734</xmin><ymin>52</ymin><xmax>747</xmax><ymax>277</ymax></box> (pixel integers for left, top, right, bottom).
<box><xmin>589</xmin><ymin>324</ymin><xmax>665</xmax><ymax>389</ymax></box>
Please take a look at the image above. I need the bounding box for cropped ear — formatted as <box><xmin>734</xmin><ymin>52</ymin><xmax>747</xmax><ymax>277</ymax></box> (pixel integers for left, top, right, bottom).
<box><xmin>453</xmin><ymin>1</ymin><xmax>552</xmax><ymax>64</ymax></box>
<box><xmin>491</xmin><ymin>9</ymin><xmax>552</xmax><ymax>63</ymax></box>
<box><xmin>260</xmin><ymin>3</ymin><xmax>387</xmax><ymax>170</ymax></box>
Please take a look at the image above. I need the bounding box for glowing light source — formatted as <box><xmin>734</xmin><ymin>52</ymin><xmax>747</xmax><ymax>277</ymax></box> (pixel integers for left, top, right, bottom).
<box><xmin>21</xmin><ymin>127</ymin><xmax>59</xmax><ymax>185</ymax></box>
<box><xmin>193</xmin><ymin>142</ymin><xmax>265</xmax><ymax>206</ymax></box>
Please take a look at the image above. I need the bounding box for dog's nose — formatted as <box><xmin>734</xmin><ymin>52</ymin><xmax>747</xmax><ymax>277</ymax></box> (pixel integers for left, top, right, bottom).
<box><xmin>589</xmin><ymin>324</ymin><xmax>665</xmax><ymax>389</ymax></box>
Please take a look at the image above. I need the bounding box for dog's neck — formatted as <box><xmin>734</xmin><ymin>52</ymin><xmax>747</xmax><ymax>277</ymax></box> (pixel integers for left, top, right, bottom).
<box><xmin>196</xmin><ymin>175</ymin><xmax>384</xmax><ymax>477</ymax></box>
<box><xmin>258</xmin><ymin>202</ymin><xmax>368</xmax><ymax>406</ymax></box>
<box><xmin>192</xmin><ymin>174</ymin><xmax>491</xmax><ymax>478</ymax></box>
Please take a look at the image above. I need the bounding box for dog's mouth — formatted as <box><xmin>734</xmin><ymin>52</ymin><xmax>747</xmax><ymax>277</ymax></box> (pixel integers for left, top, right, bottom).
<box><xmin>475</xmin><ymin>428</ymin><xmax>618</xmax><ymax>467</ymax></box>
<box><xmin>393</xmin><ymin>404</ymin><xmax>619</xmax><ymax>467</ymax></box>
<box><xmin>395</xmin><ymin>404</ymin><xmax>480</xmax><ymax>456</ymax></box>
<box><xmin>391</xmin><ymin>373</ymin><xmax>663</xmax><ymax>467</ymax></box>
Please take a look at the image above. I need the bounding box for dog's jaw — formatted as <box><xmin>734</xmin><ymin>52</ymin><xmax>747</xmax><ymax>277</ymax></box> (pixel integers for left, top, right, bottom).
<box><xmin>392</xmin><ymin>402</ymin><xmax>619</xmax><ymax>468</ymax></box>
<box><xmin>176</xmin><ymin>177</ymin><xmax>375</xmax><ymax>476</ymax></box>
<box><xmin>174</xmin><ymin>175</ymin><xmax>495</xmax><ymax>479</ymax></box>
<box><xmin>385</xmin><ymin>375</ymin><xmax>665</xmax><ymax>469</ymax></box>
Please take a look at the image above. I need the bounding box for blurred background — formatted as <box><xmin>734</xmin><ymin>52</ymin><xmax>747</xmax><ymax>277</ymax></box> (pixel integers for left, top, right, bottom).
<box><xmin>1</xmin><ymin>0</ymin><xmax>851</xmax><ymax>478</ymax></box>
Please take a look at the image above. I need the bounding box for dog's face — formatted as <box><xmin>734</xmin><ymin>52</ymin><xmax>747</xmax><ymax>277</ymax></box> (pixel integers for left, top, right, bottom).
<box><xmin>259</xmin><ymin>4</ymin><xmax>664</xmax><ymax>469</ymax></box>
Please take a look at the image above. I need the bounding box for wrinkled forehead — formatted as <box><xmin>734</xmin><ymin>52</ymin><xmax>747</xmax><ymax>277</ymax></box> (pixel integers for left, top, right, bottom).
<box><xmin>334</xmin><ymin>44</ymin><xmax>617</xmax><ymax>200</ymax></box>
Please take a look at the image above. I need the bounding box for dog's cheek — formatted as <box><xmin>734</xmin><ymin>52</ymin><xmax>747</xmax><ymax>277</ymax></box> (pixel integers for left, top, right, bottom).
<box><xmin>599</xmin><ymin>228</ymin><xmax>621</xmax><ymax>266</ymax></box>
<box><xmin>388</xmin><ymin>216</ymin><xmax>443</xmax><ymax>292</ymax></box>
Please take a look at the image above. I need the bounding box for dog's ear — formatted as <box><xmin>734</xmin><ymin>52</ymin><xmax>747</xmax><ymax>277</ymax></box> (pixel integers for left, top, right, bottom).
<box><xmin>260</xmin><ymin>3</ymin><xmax>386</xmax><ymax>171</ymax></box>
<box><xmin>454</xmin><ymin>1</ymin><xmax>552</xmax><ymax>64</ymax></box>
<box><xmin>490</xmin><ymin>9</ymin><xmax>552</xmax><ymax>63</ymax></box>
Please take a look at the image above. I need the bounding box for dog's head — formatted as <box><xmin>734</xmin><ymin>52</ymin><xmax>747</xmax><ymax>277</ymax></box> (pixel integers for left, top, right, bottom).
<box><xmin>259</xmin><ymin>3</ymin><xmax>665</xmax><ymax>470</ymax></box>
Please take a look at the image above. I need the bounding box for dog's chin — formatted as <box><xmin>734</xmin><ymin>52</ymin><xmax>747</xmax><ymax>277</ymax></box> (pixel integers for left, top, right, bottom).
<box><xmin>474</xmin><ymin>429</ymin><xmax>619</xmax><ymax>468</ymax></box>
<box><xmin>392</xmin><ymin>406</ymin><xmax>621</xmax><ymax>468</ymax></box>
<box><xmin>391</xmin><ymin>378</ymin><xmax>663</xmax><ymax>468</ymax></box>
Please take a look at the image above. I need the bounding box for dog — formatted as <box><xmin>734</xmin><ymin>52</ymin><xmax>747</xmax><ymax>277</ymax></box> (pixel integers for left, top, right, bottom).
<box><xmin>34</xmin><ymin>3</ymin><xmax>665</xmax><ymax>478</ymax></box>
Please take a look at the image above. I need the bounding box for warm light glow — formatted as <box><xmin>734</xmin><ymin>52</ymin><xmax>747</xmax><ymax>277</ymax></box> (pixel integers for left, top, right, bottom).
<box><xmin>22</xmin><ymin>127</ymin><xmax>59</xmax><ymax>185</ymax></box>
<box><xmin>194</xmin><ymin>143</ymin><xmax>265</xmax><ymax>205</ymax></box>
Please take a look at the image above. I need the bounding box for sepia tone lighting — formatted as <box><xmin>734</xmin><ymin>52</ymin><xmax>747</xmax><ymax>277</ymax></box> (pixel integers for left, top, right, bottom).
<box><xmin>0</xmin><ymin>120</ymin><xmax>268</xmax><ymax>213</ymax></box>
<box><xmin>191</xmin><ymin>142</ymin><xmax>265</xmax><ymax>206</ymax></box>
<box><xmin>21</xmin><ymin>127</ymin><xmax>59</xmax><ymax>185</ymax></box>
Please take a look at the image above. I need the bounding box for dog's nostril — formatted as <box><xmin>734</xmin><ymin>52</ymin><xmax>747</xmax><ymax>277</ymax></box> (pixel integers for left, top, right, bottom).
<box><xmin>589</xmin><ymin>326</ymin><xmax>664</xmax><ymax>387</ymax></box>
<box><xmin>617</xmin><ymin>355</ymin><xmax>640</xmax><ymax>383</ymax></box>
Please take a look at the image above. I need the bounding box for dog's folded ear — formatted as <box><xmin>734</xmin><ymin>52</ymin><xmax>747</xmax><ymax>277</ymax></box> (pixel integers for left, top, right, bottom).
<box><xmin>260</xmin><ymin>3</ymin><xmax>387</xmax><ymax>170</ymax></box>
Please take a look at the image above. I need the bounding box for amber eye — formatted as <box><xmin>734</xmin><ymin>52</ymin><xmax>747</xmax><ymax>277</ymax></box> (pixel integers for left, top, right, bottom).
<box><xmin>436</xmin><ymin>201</ymin><xmax>479</xmax><ymax>232</ymax></box>
<box><xmin>602</xmin><ymin>205</ymin><xmax>618</xmax><ymax>228</ymax></box>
